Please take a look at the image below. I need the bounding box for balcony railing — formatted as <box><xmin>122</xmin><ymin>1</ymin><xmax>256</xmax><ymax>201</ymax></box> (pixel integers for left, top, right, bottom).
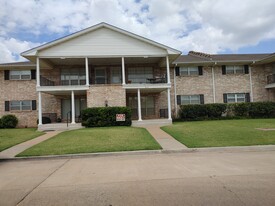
<box><xmin>267</xmin><ymin>74</ymin><xmax>275</xmax><ymax>84</ymax></box>
<box><xmin>40</xmin><ymin>76</ymin><xmax>86</xmax><ymax>86</ymax></box>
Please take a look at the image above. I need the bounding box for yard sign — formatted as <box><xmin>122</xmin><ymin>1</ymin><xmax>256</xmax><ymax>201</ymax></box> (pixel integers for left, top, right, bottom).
<box><xmin>116</xmin><ymin>114</ymin><xmax>125</xmax><ymax>121</ymax></box>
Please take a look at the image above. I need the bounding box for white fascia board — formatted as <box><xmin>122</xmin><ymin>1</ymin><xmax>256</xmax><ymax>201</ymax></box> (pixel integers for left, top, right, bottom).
<box><xmin>123</xmin><ymin>83</ymin><xmax>171</xmax><ymax>89</ymax></box>
<box><xmin>37</xmin><ymin>85</ymin><xmax>89</xmax><ymax>92</ymax></box>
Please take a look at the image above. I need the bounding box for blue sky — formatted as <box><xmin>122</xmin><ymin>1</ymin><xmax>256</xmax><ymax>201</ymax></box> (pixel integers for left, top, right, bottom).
<box><xmin>0</xmin><ymin>0</ymin><xmax>275</xmax><ymax>63</ymax></box>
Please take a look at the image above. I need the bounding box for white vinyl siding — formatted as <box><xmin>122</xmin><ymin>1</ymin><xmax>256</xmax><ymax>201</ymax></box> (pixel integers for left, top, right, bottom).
<box><xmin>10</xmin><ymin>100</ymin><xmax>32</xmax><ymax>111</ymax></box>
<box><xmin>10</xmin><ymin>70</ymin><xmax>31</xmax><ymax>80</ymax></box>
<box><xmin>38</xmin><ymin>27</ymin><xmax>167</xmax><ymax>57</ymax></box>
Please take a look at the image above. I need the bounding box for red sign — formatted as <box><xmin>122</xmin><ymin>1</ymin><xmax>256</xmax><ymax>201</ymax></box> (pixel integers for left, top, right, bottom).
<box><xmin>116</xmin><ymin>114</ymin><xmax>125</xmax><ymax>121</ymax></box>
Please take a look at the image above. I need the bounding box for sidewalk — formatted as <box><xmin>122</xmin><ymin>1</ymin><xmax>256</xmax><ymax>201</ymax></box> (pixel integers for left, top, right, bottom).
<box><xmin>0</xmin><ymin>131</ymin><xmax>61</xmax><ymax>159</ymax></box>
<box><xmin>144</xmin><ymin>126</ymin><xmax>188</xmax><ymax>150</ymax></box>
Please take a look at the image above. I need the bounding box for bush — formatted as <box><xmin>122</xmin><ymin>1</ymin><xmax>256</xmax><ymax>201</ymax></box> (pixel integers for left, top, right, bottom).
<box><xmin>1</xmin><ymin>114</ymin><xmax>18</xmax><ymax>128</ymax></box>
<box><xmin>179</xmin><ymin>102</ymin><xmax>275</xmax><ymax>121</ymax></box>
<box><xmin>180</xmin><ymin>103</ymin><xmax>226</xmax><ymax>121</ymax></box>
<box><xmin>248</xmin><ymin>102</ymin><xmax>275</xmax><ymax>118</ymax></box>
<box><xmin>81</xmin><ymin>107</ymin><xmax>132</xmax><ymax>127</ymax></box>
<box><xmin>0</xmin><ymin>118</ymin><xmax>3</xmax><ymax>128</ymax></box>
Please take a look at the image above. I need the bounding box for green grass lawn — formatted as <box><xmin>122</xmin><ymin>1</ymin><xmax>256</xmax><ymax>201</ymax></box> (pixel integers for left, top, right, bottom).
<box><xmin>18</xmin><ymin>126</ymin><xmax>161</xmax><ymax>156</ymax></box>
<box><xmin>0</xmin><ymin>128</ymin><xmax>44</xmax><ymax>152</ymax></box>
<box><xmin>162</xmin><ymin>119</ymin><xmax>275</xmax><ymax>148</ymax></box>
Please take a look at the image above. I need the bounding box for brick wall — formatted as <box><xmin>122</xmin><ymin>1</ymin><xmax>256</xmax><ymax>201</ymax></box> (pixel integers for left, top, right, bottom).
<box><xmin>0</xmin><ymin>70</ymin><xmax>37</xmax><ymax>127</ymax></box>
<box><xmin>87</xmin><ymin>85</ymin><xmax>126</xmax><ymax>107</ymax></box>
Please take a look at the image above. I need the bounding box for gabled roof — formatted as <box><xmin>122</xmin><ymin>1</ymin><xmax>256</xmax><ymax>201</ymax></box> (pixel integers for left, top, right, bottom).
<box><xmin>22</xmin><ymin>22</ymin><xmax>181</xmax><ymax>57</ymax></box>
<box><xmin>174</xmin><ymin>51</ymin><xmax>274</xmax><ymax>65</ymax></box>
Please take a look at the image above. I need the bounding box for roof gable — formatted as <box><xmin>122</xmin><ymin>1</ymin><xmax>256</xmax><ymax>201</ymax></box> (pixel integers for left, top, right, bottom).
<box><xmin>22</xmin><ymin>22</ymin><xmax>181</xmax><ymax>58</ymax></box>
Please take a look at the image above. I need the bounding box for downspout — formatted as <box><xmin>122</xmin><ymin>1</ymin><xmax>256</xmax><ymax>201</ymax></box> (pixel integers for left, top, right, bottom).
<box><xmin>174</xmin><ymin>64</ymin><xmax>178</xmax><ymax>118</ymax></box>
<box><xmin>249</xmin><ymin>61</ymin><xmax>255</xmax><ymax>102</ymax></box>
<box><xmin>211</xmin><ymin>63</ymin><xmax>216</xmax><ymax>103</ymax></box>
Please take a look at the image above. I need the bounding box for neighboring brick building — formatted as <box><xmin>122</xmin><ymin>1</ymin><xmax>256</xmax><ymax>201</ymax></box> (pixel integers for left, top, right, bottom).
<box><xmin>0</xmin><ymin>23</ymin><xmax>274</xmax><ymax>129</ymax></box>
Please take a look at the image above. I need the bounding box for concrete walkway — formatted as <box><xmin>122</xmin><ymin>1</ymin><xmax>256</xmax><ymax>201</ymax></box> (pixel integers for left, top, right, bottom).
<box><xmin>0</xmin><ymin>131</ymin><xmax>61</xmax><ymax>159</ymax></box>
<box><xmin>144</xmin><ymin>126</ymin><xmax>187</xmax><ymax>150</ymax></box>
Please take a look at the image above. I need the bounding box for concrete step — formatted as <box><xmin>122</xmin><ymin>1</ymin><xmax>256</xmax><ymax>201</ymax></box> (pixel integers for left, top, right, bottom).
<box><xmin>38</xmin><ymin>123</ymin><xmax>84</xmax><ymax>131</ymax></box>
<box><xmin>132</xmin><ymin>119</ymin><xmax>172</xmax><ymax>127</ymax></box>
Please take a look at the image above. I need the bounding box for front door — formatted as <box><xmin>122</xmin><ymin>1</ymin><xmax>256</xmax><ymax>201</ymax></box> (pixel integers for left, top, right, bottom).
<box><xmin>61</xmin><ymin>98</ymin><xmax>87</xmax><ymax>121</ymax></box>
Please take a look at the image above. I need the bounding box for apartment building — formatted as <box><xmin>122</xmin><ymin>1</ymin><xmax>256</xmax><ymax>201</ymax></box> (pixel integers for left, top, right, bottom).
<box><xmin>0</xmin><ymin>23</ymin><xmax>274</xmax><ymax>129</ymax></box>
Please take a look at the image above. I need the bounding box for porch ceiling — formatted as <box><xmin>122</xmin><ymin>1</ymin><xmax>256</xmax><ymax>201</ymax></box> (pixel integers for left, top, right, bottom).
<box><xmin>41</xmin><ymin>57</ymin><xmax>163</xmax><ymax>67</ymax></box>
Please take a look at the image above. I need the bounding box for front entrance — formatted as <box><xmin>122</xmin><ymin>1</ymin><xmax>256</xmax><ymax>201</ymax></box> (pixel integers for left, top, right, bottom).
<box><xmin>127</xmin><ymin>95</ymin><xmax>156</xmax><ymax>119</ymax></box>
<box><xmin>61</xmin><ymin>98</ymin><xmax>87</xmax><ymax>122</ymax></box>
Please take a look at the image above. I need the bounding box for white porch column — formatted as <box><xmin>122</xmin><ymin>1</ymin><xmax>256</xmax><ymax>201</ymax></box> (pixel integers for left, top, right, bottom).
<box><xmin>85</xmin><ymin>57</ymin><xmax>89</xmax><ymax>86</ymax></box>
<box><xmin>137</xmin><ymin>88</ymin><xmax>142</xmax><ymax>121</ymax></box>
<box><xmin>122</xmin><ymin>57</ymin><xmax>126</xmax><ymax>85</ymax></box>
<box><xmin>38</xmin><ymin>91</ymin><xmax>42</xmax><ymax>125</ymax></box>
<box><xmin>36</xmin><ymin>57</ymin><xmax>40</xmax><ymax>86</ymax></box>
<box><xmin>71</xmin><ymin>90</ymin><xmax>76</xmax><ymax>124</ymax></box>
<box><xmin>167</xmin><ymin>88</ymin><xmax>172</xmax><ymax>120</ymax></box>
<box><xmin>166</xmin><ymin>56</ymin><xmax>171</xmax><ymax>84</ymax></box>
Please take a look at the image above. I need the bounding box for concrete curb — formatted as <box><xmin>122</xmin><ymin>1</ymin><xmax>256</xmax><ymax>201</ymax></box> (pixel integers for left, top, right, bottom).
<box><xmin>1</xmin><ymin>145</ymin><xmax>275</xmax><ymax>162</ymax></box>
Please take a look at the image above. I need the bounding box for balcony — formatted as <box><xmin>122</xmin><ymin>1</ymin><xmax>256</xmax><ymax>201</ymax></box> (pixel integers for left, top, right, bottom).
<box><xmin>265</xmin><ymin>74</ymin><xmax>275</xmax><ymax>89</ymax></box>
<box><xmin>40</xmin><ymin>76</ymin><xmax>86</xmax><ymax>86</ymax></box>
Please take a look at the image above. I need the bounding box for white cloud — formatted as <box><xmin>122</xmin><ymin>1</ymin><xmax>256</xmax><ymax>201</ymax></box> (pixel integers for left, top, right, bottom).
<box><xmin>0</xmin><ymin>0</ymin><xmax>275</xmax><ymax>63</ymax></box>
<box><xmin>0</xmin><ymin>37</ymin><xmax>40</xmax><ymax>62</ymax></box>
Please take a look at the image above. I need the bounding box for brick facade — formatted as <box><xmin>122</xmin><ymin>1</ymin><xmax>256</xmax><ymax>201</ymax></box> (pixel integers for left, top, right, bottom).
<box><xmin>0</xmin><ymin>70</ymin><xmax>37</xmax><ymax>127</ymax></box>
<box><xmin>87</xmin><ymin>85</ymin><xmax>126</xmax><ymax>107</ymax></box>
<box><xmin>1</xmin><ymin>58</ymin><xmax>275</xmax><ymax>127</ymax></box>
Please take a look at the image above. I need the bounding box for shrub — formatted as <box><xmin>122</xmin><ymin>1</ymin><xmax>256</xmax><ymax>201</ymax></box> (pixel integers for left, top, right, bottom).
<box><xmin>0</xmin><ymin>118</ymin><xmax>3</xmax><ymax>128</ymax></box>
<box><xmin>231</xmin><ymin>103</ymin><xmax>249</xmax><ymax>117</ymax></box>
<box><xmin>180</xmin><ymin>103</ymin><xmax>226</xmax><ymax>121</ymax></box>
<box><xmin>81</xmin><ymin>107</ymin><xmax>132</xmax><ymax>127</ymax></box>
<box><xmin>205</xmin><ymin>104</ymin><xmax>227</xmax><ymax>118</ymax></box>
<box><xmin>248</xmin><ymin>102</ymin><xmax>275</xmax><ymax>118</ymax></box>
<box><xmin>1</xmin><ymin>114</ymin><xmax>18</xmax><ymax>128</ymax></box>
<box><xmin>178</xmin><ymin>102</ymin><xmax>275</xmax><ymax>121</ymax></box>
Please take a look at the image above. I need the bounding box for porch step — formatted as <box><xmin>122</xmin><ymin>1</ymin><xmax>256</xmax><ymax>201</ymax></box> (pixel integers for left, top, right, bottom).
<box><xmin>38</xmin><ymin>123</ymin><xmax>84</xmax><ymax>132</ymax></box>
<box><xmin>132</xmin><ymin>119</ymin><xmax>172</xmax><ymax>127</ymax></box>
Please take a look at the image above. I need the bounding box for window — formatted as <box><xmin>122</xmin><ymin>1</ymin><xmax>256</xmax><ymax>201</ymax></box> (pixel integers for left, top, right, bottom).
<box><xmin>10</xmin><ymin>70</ymin><xmax>31</xmax><ymax>80</ymax></box>
<box><xmin>180</xmin><ymin>67</ymin><xmax>199</xmax><ymax>76</ymax></box>
<box><xmin>10</xmin><ymin>100</ymin><xmax>32</xmax><ymax>111</ymax></box>
<box><xmin>61</xmin><ymin>68</ymin><xmax>86</xmax><ymax>85</ymax></box>
<box><xmin>95</xmin><ymin>68</ymin><xmax>107</xmax><ymax>84</ymax></box>
<box><xmin>225</xmin><ymin>93</ymin><xmax>246</xmax><ymax>103</ymax></box>
<box><xmin>226</xmin><ymin>66</ymin><xmax>244</xmax><ymax>74</ymax></box>
<box><xmin>177</xmin><ymin>95</ymin><xmax>204</xmax><ymax>105</ymax></box>
<box><xmin>111</xmin><ymin>67</ymin><xmax>122</xmax><ymax>84</ymax></box>
<box><xmin>222</xmin><ymin>65</ymin><xmax>249</xmax><ymax>75</ymax></box>
<box><xmin>128</xmin><ymin>67</ymin><xmax>153</xmax><ymax>83</ymax></box>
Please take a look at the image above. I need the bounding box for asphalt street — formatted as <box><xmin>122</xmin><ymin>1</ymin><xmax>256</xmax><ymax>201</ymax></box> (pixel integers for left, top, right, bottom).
<box><xmin>0</xmin><ymin>150</ymin><xmax>275</xmax><ymax>206</ymax></box>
